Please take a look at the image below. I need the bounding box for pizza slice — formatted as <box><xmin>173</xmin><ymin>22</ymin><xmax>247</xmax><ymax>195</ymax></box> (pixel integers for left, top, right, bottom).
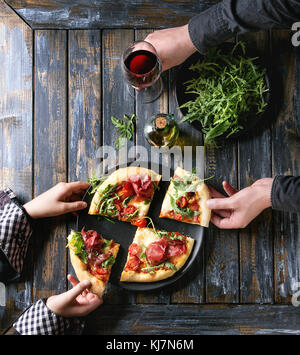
<box><xmin>67</xmin><ymin>228</ymin><xmax>120</xmax><ymax>297</ymax></box>
<box><xmin>160</xmin><ymin>167</ymin><xmax>211</xmax><ymax>227</ymax></box>
<box><xmin>120</xmin><ymin>227</ymin><xmax>194</xmax><ymax>282</ymax></box>
<box><xmin>88</xmin><ymin>167</ymin><xmax>161</xmax><ymax>226</ymax></box>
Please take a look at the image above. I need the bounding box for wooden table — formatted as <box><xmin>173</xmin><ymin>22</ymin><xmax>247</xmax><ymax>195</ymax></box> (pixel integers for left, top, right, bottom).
<box><xmin>1</xmin><ymin>0</ymin><xmax>300</xmax><ymax>335</ymax></box>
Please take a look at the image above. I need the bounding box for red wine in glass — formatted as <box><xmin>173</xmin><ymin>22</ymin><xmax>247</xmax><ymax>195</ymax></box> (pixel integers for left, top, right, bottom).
<box><xmin>121</xmin><ymin>41</ymin><xmax>163</xmax><ymax>103</ymax></box>
<box><xmin>124</xmin><ymin>50</ymin><xmax>159</xmax><ymax>88</ymax></box>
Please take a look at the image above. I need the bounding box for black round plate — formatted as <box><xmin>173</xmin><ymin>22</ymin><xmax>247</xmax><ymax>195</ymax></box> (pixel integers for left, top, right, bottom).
<box><xmin>77</xmin><ymin>162</ymin><xmax>204</xmax><ymax>292</ymax></box>
<box><xmin>176</xmin><ymin>42</ymin><xmax>271</xmax><ymax>140</ymax></box>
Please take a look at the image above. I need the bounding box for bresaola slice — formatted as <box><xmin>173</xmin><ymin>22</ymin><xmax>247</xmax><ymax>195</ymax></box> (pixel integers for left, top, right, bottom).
<box><xmin>145</xmin><ymin>239</ymin><xmax>169</xmax><ymax>266</ymax></box>
<box><xmin>128</xmin><ymin>174</ymin><xmax>154</xmax><ymax>200</ymax></box>
<box><xmin>145</xmin><ymin>237</ymin><xmax>187</xmax><ymax>266</ymax></box>
<box><xmin>81</xmin><ymin>228</ymin><xmax>103</xmax><ymax>252</ymax></box>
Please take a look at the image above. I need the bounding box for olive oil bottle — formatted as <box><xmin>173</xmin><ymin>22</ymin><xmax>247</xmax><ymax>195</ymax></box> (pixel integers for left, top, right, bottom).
<box><xmin>144</xmin><ymin>113</ymin><xmax>179</xmax><ymax>148</ymax></box>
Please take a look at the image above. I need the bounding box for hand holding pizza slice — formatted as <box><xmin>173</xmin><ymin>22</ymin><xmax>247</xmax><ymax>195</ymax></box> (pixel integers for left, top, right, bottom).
<box><xmin>67</xmin><ymin>228</ymin><xmax>120</xmax><ymax>297</ymax></box>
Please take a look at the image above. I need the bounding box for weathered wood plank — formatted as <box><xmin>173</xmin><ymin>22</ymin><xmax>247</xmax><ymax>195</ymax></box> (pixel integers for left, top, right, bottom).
<box><xmin>68</xmin><ymin>29</ymin><xmax>102</xmax><ymax>291</ymax></box>
<box><xmin>0</xmin><ymin>0</ymin><xmax>32</xmax><ymax>333</ymax></box>
<box><xmin>102</xmin><ymin>29</ymin><xmax>136</xmax><ymax>304</ymax></box>
<box><xmin>204</xmin><ymin>160</ymin><xmax>239</xmax><ymax>304</ymax></box>
<box><xmin>84</xmin><ymin>304</ymin><xmax>300</xmax><ymax>335</ymax></box>
<box><xmin>134</xmin><ymin>29</ymin><xmax>170</xmax><ymax>304</ymax></box>
<box><xmin>5</xmin><ymin>0</ymin><xmax>218</xmax><ymax>29</ymax></box>
<box><xmin>33</xmin><ymin>30</ymin><xmax>67</xmax><ymax>300</ymax></box>
<box><xmin>237</xmin><ymin>31</ymin><xmax>274</xmax><ymax>303</ymax></box>
<box><xmin>204</xmin><ymin>41</ymin><xmax>239</xmax><ymax>304</ymax></box>
<box><xmin>271</xmin><ymin>30</ymin><xmax>300</xmax><ymax>304</ymax></box>
<box><xmin>68</xmin><ymin>30</ymin><xmax>101</xmax><ymax>182</ymax></box>
<box><xmin>168</xmin><ymin>67</ymin><xmax>205</xmax><ymax>303</ymax></box>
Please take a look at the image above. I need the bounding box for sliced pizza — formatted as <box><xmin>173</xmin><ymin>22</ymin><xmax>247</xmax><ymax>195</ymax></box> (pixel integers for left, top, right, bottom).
<box><xmin>67</xmin><ymin>228</ymin><xmax>120</xmax><ymax>297</ymax></box>
<box><xmin>120</xmin><ymin>227</ymin><xmax>194</xmax><ymax>282</ymax></box>
<box><xmin>160</xmin><ymin>167</ymin><xmax>211</xmax><ymax>227</ymax></box>
<box><xmin>88</xmin><ymin>166</ymin><xmax>161</xmax><ymax>225</ymax></box>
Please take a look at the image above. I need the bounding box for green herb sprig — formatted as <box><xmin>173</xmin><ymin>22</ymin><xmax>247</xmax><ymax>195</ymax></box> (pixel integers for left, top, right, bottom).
<box><xmin>141</xmin><ymin>261</ymin><xmax>177</xmax><ymax>273</ymax></box>
<box><xmin>88</xmin><ymin>171</ymin><xmax>107</xmax><ymax>195</ymax></box>
<box><xmin>67</xmin><ymin>230</ymin><xmax>89</xmax><ymax>264</ymax></box>
<box><xmin>111</xmin><ymin>114</ymin><xmax>137</xmax><ymax>150</ymax></box>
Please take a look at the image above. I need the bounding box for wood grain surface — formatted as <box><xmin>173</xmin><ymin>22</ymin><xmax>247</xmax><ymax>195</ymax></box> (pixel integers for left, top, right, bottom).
<box><xmin>271</xmin><ymin>30</ymin><xmax>300</xmax><ymax>304</ymax></box>
<box><xmin>0</xmin><ymin>0</ymin><xmax>32</xmax><ymax>333</ymax></box>
<box><xmin>1</xmin><ymin>0</ymin><xmax>300</xmax><ymax>335</ymax></box>
<box><xmin>237</xmin><ymin>31</ymin><xmax>274</xmax><ymax>304</ymax></box>
<box><xmin>33</xmin><ymin>30</ymin><xmax>68</xmax><ymax>300</ymax></box>
<box><xmin>84</xmin><ymin>304</ymin><xmax>300</xmax><ymax>335</ymax></box>
<box><xmin>5</xmin><ymin>0</ymin><xmax>218</xmax><ymax>29</ymax></box>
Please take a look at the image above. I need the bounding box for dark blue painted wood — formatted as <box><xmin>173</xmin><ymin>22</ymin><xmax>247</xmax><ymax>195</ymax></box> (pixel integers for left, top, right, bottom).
<box><xmin>84</xmin><ymin>304</ymin><xmax>300</xmax><ymax>335</ymax></box>
<box><xmin>0</xmin><ymin>0</ymin><xmax>33</xmax><ymax>333</ymax></box>
<box><xmin>5</xmin><ymin>0</ymin><xmax>218</xmax><ymax>29</ymax></box>
<box><xmin>33</xmin><ymin>29</ymin><xmax>68</xmax><ymax>300</ymax></box>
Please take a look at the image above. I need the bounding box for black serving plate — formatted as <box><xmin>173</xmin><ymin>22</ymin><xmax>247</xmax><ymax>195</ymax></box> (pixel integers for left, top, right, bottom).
<box><xmin>77</xmin><ymin>161</ymin><xmax>204</xmax><ymax>292</ymax></box>
<box><xmin>176</xmin><ymin>42</ymin><xmax>271</xmax><ymax>140</ymax></box>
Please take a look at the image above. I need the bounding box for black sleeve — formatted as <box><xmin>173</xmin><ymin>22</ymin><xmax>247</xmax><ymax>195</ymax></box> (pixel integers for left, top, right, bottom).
<box><xmin>271</xmin><ymin>175</ymin><xmax>300</xmax><ymax>213</ymax></box>
<box><xmin>188</xmin><ymin>0</ymin><xmax>300</xmax><ymax>54</ymax></box>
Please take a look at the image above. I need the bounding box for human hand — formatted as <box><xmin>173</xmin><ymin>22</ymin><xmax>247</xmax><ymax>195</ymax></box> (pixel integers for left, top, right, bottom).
<box><xmin>46</xmin><ymin>274</ymin><xmax>103</xmax><ymax>318</ymax></box>
<box><xmin>206</xmin><ymin>178</ymin><xmax>273</xmax><ymax>229</ymax></box>
<box><xmin>145</xmin><ymin>24</ymin><xmax>196</xmax><ymax>72</ymax></box>
<box><xmin>23</xmin><ymin>181</ymin><xmax>90</xmax><ymax>219</ymax></box>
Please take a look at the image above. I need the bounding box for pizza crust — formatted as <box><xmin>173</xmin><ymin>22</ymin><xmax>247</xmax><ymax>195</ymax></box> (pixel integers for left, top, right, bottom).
<box><xmin>120</xmin><ymin>227</ymin><xmax>194</xmax><ymax>282</ymax></box>
<box><xmin>89</xmin><ymin>166</ymin><xmax>161</xmax><ymax>218</ymax></box>
<box><xmin>160</xmin><ymin>166</ymin><xmax>211</xmax><ymax>227</ymax></box>
<box><xmin>68</xmin><ymin>233</ymin><xmax>120</xmax><ymax>297</ymax></box>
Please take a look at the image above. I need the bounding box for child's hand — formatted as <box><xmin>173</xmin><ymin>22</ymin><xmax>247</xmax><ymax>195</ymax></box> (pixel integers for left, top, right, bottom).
<box><xmin>206</xmin><ymin>179</ymin><xmax>273</xmax><ymax>229</ymax></box>
<box><xmin>46</xmin><ymin>274</ymin><xmax>103</xmax><ymax>318</ymax></box>
<box><xmin>23</xmin><ymin>181</ymin><xmax>90</xmax><ymax>219</ymax></box>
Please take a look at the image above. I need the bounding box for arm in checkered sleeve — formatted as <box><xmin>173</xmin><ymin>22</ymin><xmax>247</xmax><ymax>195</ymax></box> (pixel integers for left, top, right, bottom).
<box><xmin>13</xmin><ymin>299</ymin><xmax>85</xmax><ymax>335</ymax></box>
<box><xmin>0</xmin><ymin>184</ymin><xmax>101</xmax><ymax>335</ymax></box>
<box><xmin>0</xmin><ymin>188</ymin><xmax>33</xmax><ymax>282</ymax></box>
<box><xmin>13</xmin><ymin>276</ymin><xmax>103</xmax><ymax>335</ymax></box>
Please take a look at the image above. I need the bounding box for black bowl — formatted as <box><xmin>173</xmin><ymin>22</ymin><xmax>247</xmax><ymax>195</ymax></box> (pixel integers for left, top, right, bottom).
<box><xmin>176</xmin><ymin>42</ymin><xmax>271</xmax><ymax>141</ymax></box>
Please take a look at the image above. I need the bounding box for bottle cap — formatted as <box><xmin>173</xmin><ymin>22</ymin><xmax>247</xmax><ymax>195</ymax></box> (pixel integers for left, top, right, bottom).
<box><xmin>155</xmin><ymin>116</ymin><xmax>167</xmax><ymax>129</ymax></box>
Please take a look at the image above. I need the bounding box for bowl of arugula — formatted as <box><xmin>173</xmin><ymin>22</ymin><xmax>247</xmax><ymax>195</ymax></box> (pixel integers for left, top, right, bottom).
<box><xmin>176</xmin><ymin>41</ymin><xmax>271</xmax><ymax>144</ymax></box>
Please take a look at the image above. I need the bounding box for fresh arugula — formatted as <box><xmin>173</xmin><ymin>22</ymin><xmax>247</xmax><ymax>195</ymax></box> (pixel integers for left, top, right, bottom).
<box><xmin>96</xmin><ymin>183</ymin><xmax>119</xmax><ymax>217</ymax></box>
<box><xmin>67</xmin><ymin>230</ymin><xmax>89</xmax><ymax>264</ymax></box>
<box><xmin>102</xmin><ymin>255</ymin><xmax>116</xmax><ymax>269</ymax></box>
<box><xmin>122</xmin><ymin>195</ymin><xmax>134</xmax><ymax>208</ymax></box>
<box><xmin>125</xmin><ymin>207</ymin><xmax>140</xmax><ymax>220</ymax></box>
<box><xmin>141</xmin><ymin>261</ymin><xmax>177</xmax><ymax>273</ymax></box>
<box><xmin>169</xmin><ymin>193</ymin><xmax>201</xmax><ymax>219</ymax></box>
<box><xmin>102</xmin><ymin>239</ymin><xmax>113</xmax><ymax>249</ymax></box>
<box><xmin>111</xmin><ymin>114</ymin><xmax>137</xmax><ymax>150</ymax></box>
<box><xmin>88</xmin><ymin>171</ymin><xmax>107</xmax><ymax>195</ymax></box>
<box><xmin>180</xmin><ymin>41</ymin><xmax>268</xmax><ymax>144</ymax></box>
<box><xmin>142</xmin><ymin>217</ymin><xmax>185</xmax><ymax>242</ymax></box>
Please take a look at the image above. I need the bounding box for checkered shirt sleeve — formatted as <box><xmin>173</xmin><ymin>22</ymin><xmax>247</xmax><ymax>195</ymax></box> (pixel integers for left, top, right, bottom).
<box><xmin>0</xmin><ymin>188</ymin><xmax>33</xmax><ymax>276</ymax></box>
<box><xmin>13</xmin><ymin>299</ymin><xmax>85</xmax><ymax>335</ymax></box>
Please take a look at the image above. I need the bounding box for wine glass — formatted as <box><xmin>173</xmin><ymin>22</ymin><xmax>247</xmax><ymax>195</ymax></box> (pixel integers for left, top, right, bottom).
<box><xmin>121</xmin><ymin>40</ymin><xmax>163</xmax><ymax>104</ymax></box>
